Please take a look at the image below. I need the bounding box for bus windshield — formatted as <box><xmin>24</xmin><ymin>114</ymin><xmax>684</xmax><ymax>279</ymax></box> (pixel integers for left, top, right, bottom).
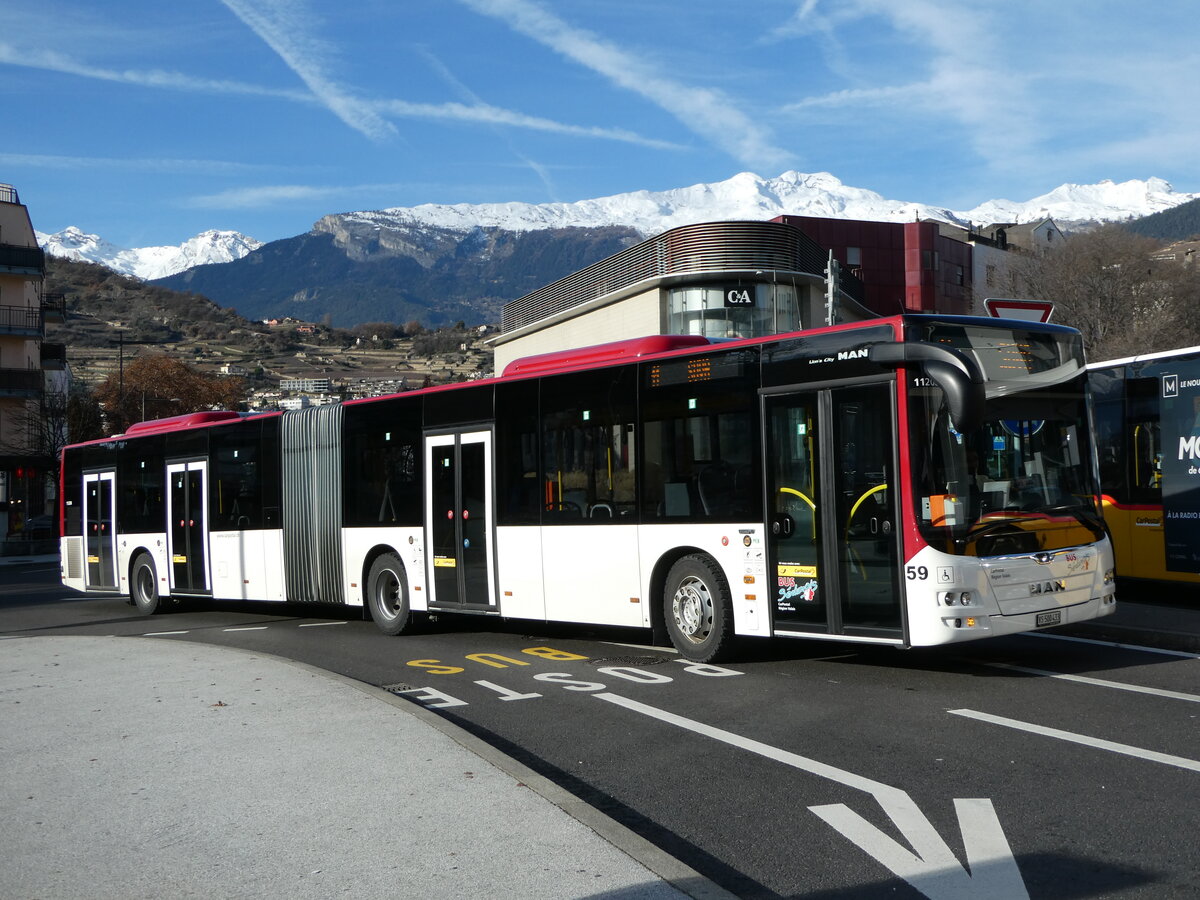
<box><xmin>908</xmin><ymin>322</ymin><xmax>1106</xmax><ymax>556</ymax></box>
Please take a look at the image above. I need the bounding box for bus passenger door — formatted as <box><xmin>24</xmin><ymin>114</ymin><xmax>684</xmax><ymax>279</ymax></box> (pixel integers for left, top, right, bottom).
<box><xmin>765</xmin><ymin>383</ymin><xmax>902</xmax><ymax>637</ymax></box>
<box><xmin>83</xmin><ymin>471</ymin><xmax>117</xmax><ymax>590</ymax></box>
<box><xmin>832</xmin><ymin>384</ymin><xmax>902</xmax><ymax>634</ymax></box>
<box><xmin>167</xmin><ymin>460</ymin><xmax>210</xmax><ymax>594</ymax></box>
<box><xmin>424</xmin><ymin>431</ymin><xmax>496</xmax><ymax>609</ymax></box>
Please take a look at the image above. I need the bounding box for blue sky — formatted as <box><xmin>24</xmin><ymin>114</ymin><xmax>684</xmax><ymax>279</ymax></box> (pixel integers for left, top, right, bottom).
<box><xmin>3</xmin><ymin>0</ymin><xmax>1198</xmax><ymax>248</ymax></box>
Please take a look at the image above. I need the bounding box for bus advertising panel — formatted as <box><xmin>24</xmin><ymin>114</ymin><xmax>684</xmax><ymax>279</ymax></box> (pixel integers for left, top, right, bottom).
<box><xmin>1160</xmin><ymin>359</ymin><xmax>1200</xmax><ymax>572</ymax></box>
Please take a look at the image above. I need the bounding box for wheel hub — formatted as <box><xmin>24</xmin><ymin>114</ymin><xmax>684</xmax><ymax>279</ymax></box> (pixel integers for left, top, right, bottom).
<box><xmin>673</xmin><ymin>576</ymin><xmax>712</xmax><ymax>642</ymax></box>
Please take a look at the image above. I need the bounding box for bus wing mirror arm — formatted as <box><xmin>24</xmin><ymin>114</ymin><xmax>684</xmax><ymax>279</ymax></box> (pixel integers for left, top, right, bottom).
<box><xmin>868</xmin><ymin>342</ymin><xmax>985</xmax><ymax>433</ymax></box>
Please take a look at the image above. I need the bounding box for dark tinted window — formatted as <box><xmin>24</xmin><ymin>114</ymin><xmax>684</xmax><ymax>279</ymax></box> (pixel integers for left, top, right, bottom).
<box><xmin>424</xmin><ymin>385</ymin><xmax>493</xmax><ymax>428</ymax></box>
<box><xmin>640</xmin><ymin>349</ymin><xmax>762</xmax><ymax>521</ymax></box>
<box><xmin>495</xmin><ymin>380</ymin><xmax>540</xmax><ymax>525</ymax></box>
<box><xmin>343</xmin><ymin>397</ymin><xmax>422</xmax><ymax>526</ymax></box>
<box><xmin>211</xmin><ymin>421</ymin><xmax>264</xmax><ymax>530</ymax></box>
<box><xmin>117</xmin><ymin>435</ymin><xmax>165</xmax><ymax>533</ymax></box>
<box><xmin>540</xmin><ymin>368</ymin><xmax>638</xmax><ymax>523</ymax></box>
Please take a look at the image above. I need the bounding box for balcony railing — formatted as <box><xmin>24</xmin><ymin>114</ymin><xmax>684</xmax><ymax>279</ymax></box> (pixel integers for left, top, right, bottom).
<box><xmin>0</xmin><ymin>244</ymin><xmax>45</xmax><ymax>273</ymax></box>
<box><xmin>0</xmin><ymin>184</ymin><xmax>18</xmax><ymax>205</ymax></box>
<box><xmin>42</xmin><ymin>292</ymin><xmax>66</xmax><ymax>323</ymax></box>
<box><xmin>0</xmin><ymin>367</ymin><xmax>43</xmax><ymax>397</ymax></box>
<box><xmin>0</xmin><ymin>304</ymin><xmax>44</xmax><ymax>336</ymax></box>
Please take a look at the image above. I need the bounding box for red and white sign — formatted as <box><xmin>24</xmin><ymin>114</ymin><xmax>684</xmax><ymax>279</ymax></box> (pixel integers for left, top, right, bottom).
<box><xmin>983</xmin><ymin>298</ymin><xmax>1055</xmax><ymax>322</ymax></box>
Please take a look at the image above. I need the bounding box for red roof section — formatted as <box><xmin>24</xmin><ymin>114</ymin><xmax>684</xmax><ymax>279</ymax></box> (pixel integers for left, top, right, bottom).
<box><xmin>122</xmin><ymin>411</ymin><xmax>243</xmax><ymax>436</ymax></box>
<box><xmin>502</xmin><ymin>335</ymin><xmax>712</xmax><ymax>377</ymax></box>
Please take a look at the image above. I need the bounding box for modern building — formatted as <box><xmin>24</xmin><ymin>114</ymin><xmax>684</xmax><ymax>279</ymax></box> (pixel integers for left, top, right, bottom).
<box><xmin>0</xmin><ymin>183</ymin><xmax>66</xmax><ymax>543</ymax></box>
<box><xmin>490</xmin><ymin>220</ymin><xmax>875</xmax><ymax>370</ymax></box>
<box><xmin>772</xmin><ymin>215</ymin><xmax>974</xmax><ymax>318</ymax></box>
<box><xmin>491</xmin><ymin>214</ymin><xmax>1057</xmax><ymax>368</ymax></box>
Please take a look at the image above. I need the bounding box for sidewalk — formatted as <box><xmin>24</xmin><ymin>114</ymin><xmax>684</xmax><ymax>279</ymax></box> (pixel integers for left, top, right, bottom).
<box><xmin>0</xmin><ymin>636</ymin><xmax>728</xmax><ymax>900</ymax></box>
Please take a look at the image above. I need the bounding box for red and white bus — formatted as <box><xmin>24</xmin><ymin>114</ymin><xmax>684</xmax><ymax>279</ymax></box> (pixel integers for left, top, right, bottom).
<box><xmin>59</xmin><ymin>314</ymin><xmax>1116</xmax><ymax>661</ymax></box>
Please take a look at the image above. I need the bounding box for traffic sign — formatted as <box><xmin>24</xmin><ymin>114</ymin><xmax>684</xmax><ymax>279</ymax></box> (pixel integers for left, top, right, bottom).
<box><xmin>983</xmin><ymin>298</ymin><xmax>1055</xmax><ymax>322</ymax></box>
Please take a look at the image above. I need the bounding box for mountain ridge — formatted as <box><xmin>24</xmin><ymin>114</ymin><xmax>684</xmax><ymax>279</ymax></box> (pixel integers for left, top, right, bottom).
<box><xmin>37</xmin><ymin>171</ymin><xmax>1198</xmax><ymax>281</ymax></box>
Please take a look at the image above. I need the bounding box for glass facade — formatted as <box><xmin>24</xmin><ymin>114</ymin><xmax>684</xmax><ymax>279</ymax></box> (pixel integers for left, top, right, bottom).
<box><xmin>666</xmin><ymin>283</ymin><xmax>800</xmax><ymax>339</ymax></box>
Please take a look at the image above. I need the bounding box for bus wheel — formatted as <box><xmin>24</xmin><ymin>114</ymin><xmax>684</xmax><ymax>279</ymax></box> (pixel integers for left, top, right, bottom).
<box><xmin>131</xmin><ymin>553</ymin><xmax>160</xmax><ymax>616</ymax></box>
<box><xmin>664</xmin><ymin>554</ymin><xmax>733</xmax><ymax>662</ymax></box>
<box><xmin>367</xmin><ymin>553</ymin><xmax>411</xmax><ymax>636</ymax></box>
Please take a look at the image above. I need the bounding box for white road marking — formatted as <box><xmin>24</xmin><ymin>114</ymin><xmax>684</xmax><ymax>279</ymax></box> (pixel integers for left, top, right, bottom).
<box><xmin>948</xmin><ymin>709</ymin><xmax>1200</xmax><ymax>773</ymax></box>
<box><xmin>1028</xmin><ymin>632</ymin><xmax>1200</xmax><ymax>659</ymax></box>
<box><xmin>222</xmin><ymin>626</ymin><xmax>267</xmax><ymax>632</ymax></box>
<box><xmin>143</xmin><ymin>630</ymin><xmax>189</xmax><ymax>636</ymax></box>
<box><xmin>298</xmin><ymin>621</ymin><xmax>347</xmax><ymax>628</ymax></box>
<box><xmin>982</xmin><ymin>662</ymin><xmax>1200</xmax><ymax>703</ymax></box>
<box><xmin>596</xmin><ymin>692</ymin><xmax>1027</xmax><ymax>899</ymax></box>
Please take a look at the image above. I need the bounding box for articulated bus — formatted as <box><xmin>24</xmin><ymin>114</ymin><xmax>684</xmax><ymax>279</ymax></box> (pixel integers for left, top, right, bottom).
<box><xmin>1090</xmin><ymin>345</ymin><xmax>1200</xmax><ymax>589</ymax></box>
<box><xmin>60</xmin><ymin>314</ymin><xmax>1115</xmax><ymax>662</ymax></box>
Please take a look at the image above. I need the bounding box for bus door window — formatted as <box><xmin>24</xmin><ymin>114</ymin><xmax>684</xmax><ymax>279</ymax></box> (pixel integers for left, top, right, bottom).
<box><xmin>82</xmin><ymin>471</ymin><xmax>117</xmax><ymax>590</ymax></box>
<box><xmin>832</xmin><ymin>385</ymin><xmax>901</xmax><ymax>631</ymax></box>
<box><xmin>766</xmin><ymin>396</ymin><xmax>825</xmax><ymax>630</ymax></box>
<box><xmin>167</xmin><ymin>460</ymin><xmax>210</xmax><ymax>593</ymax></box>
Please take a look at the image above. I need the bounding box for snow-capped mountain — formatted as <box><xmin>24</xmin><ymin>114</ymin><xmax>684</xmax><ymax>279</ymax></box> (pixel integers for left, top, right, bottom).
<box><xmin>341</xmin><ymin>171</ymin><xmax>1197</xmax><ymax>237</ymax></box>
<box><xmin>36</xmin><ymin>226</ymin><xmax>263</xmax><ymax>281</ymax></box>
<box><xmin>38</xmin><ymin>172</ymin><xmax>1198</xmax><ymax>280</ymax></box>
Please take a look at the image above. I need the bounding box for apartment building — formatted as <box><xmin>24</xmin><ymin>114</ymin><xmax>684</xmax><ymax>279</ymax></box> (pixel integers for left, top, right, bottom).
<box><xmin>0</xmin><ymin>183</ymin><xmax>65</xmax><ymax>542</ymax></box>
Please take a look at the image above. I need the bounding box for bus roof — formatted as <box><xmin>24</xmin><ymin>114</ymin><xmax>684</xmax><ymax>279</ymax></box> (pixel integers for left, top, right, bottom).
<box><xmin>122</xmin><ymin>411</ymin><xmax>244</xmax><ymax>436</ymax></box>
<box><xmin>501</xmin><ymin>334</ymin><xmax>714</xmax><ymax>377</ymax></box>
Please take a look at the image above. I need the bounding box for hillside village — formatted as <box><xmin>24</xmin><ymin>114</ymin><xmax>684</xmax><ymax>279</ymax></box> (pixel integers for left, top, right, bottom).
<box><xmin>42</xmin><ymin>256</ymin><xmax>497</xmax><ymax>411</ymax></box>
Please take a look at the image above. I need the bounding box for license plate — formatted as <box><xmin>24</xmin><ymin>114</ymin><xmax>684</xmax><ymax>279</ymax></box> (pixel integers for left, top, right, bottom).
<box><xmin>1036</xmin><ymin>610</ymin><xmax>1062</xmax><ymax>627</ymax></box>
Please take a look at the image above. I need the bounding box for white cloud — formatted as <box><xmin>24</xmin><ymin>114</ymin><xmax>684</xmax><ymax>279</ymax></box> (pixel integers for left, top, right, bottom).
<box><xmin>187</xmin><ymin>182</ymin><xmax>412</xmax><ymax>209</ymax></box>
<box><xmin>0</xmin><ymin>152</ymin><xmax>280</xmax><ymax>175</ymax></box>
<box><xmin>0</xmin><ymin>41</ymin><xmax>309</xmax><ymax>100</ymax></box>
<box><xmin>458</xmin><ymin>0</ymin><xmax>793</xmax><ymax>172</ymax></box>
<box><xmin>218</xmin><ymin>0</ymin><xmax>396</xmax><ymax>141</ymax></box>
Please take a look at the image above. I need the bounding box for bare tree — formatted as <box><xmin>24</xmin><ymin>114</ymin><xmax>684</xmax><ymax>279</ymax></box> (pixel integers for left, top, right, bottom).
<box><xmin>94</xmin><ymin>355</ymin><xmax>246</xmax><ymax>434</ymax></box>
<box><xmin>1013</xmin><ymin>225</ymin><xmax>1200</xmax><ymax>360</ymax></box>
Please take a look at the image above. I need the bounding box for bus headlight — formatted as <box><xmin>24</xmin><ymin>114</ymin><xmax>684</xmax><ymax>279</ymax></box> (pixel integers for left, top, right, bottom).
<box><xmin>941</xmin><ymin>591</ymin><xmax>974</xmax><ymax>607</ymax></box>
<box><xmin>1103</xmin><ymin>568</ymin><xmax>1116</xmax><ymax>585</ymax></box>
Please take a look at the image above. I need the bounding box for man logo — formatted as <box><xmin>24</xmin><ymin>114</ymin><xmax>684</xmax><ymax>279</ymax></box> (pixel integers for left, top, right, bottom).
<box><xmin>1029</xmin><ymin>580</ymin><xmax>1066</xmax><ymax>595</ymax></box>
<box><xmin>1163</xmin><ymin>374</ymin><xmax>1179</xmax><ymax>398</ymax></box>
<box><xmin>837</xmin><ymin>348</ymin><xmax>868</xmax><ymax>360</ymax></box>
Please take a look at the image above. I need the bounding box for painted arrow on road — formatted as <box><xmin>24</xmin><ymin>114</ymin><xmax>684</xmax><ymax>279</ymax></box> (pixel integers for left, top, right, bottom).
<box><xmin>812</xmin><ymin>795</ymin><xmax>1026</xmax><ymax>900</ymax></box>
<box><xmin>594</xmin><ymin>692</ymin><xmax>1028</xmax><ymax>899</ymax></box>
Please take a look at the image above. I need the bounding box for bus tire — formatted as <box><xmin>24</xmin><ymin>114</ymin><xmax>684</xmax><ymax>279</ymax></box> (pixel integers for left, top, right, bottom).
<box><xmin>131</xmin><ymin>553</ymin><xmax>160</xmax><ymax>616</ymax></box>
<box><xmin>367</xmin><ymin>553</ymin><xmax>412</xmax><ymax>636</ymax></box>
<box><xmin>663</xmin><ymin>554</ymin><xmax>734</xmax><ymax>663</ymax></box>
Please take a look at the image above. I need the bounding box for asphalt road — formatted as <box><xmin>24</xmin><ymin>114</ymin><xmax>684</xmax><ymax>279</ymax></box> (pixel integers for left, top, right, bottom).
<box><xmin>3</xmin><ymin>562</ymin><xmax>1197</xmax><ymax>899</ymax></box>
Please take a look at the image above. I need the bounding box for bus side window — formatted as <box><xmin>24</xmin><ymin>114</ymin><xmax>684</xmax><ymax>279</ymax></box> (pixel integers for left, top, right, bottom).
<box><xmin>538</xmin><ymin>369</ymin><xmax>636</xmax><ymax>523</ymax></box>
